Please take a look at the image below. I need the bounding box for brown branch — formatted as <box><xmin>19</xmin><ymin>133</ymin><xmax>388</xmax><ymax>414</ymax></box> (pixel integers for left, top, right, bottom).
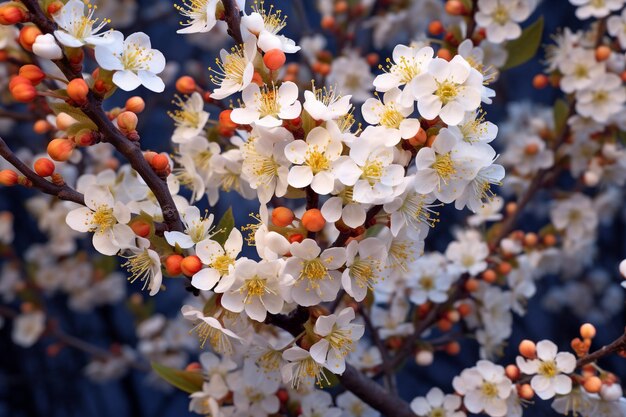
<box><xmin>0</xmin><ymin>136</ymin><xmax>85</xmax><ymax>205</ymax></box>
<box><xmin>465</xmin><ymin>0</ymin><xmax>479</xmax><ymax>39</ymax></box>
<box><xmin>20</xmin><ymin>0</ymin><xmax>183</xmax><ymax>232</ymax></box>
<box><xmin>577</xmin><ymin>329</ymin><xmax>626</xmax><ymax>368</ymax></box>
<box><xmin>222</xmin><ymin>0</ymin><xmax>244</xmax><ymax>45</ymax></box>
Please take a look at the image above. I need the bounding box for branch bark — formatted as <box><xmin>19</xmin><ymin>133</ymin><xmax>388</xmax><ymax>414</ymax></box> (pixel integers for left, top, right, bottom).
<box><xmin>222</xmin><ymin>0</ymin><xmax>244</xmax><ymax>45</ymax></box>
<box><xmin>0</xmin><ymin>136</ymin><xmax>85</xmax><ymax>205</ymax></box>
<box><xmin>577</xmin><ymin>329</ymin><xmax>626</xmax><ymax>368</ymax></box>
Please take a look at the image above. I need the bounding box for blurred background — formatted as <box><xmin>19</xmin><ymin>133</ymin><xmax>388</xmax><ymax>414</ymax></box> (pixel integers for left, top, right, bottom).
<box><xmin>0</xmin><ymin>0</ymin><xmax>625</xmax><ymax>416</ymax></box>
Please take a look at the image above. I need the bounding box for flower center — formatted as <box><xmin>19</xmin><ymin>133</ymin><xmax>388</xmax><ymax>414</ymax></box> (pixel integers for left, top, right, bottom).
<box><xmin>305</xmin><ymin>148</ymin><xmax>331</xmax><ymax>174</ymax></box>
<box><xmin>493</xmin><ymin>6</ymin><xmax>509</xmax><ymax>24</ymax></box>
<box><xmin>362</xmin><ymin>160</ymin><xmax>383</xmax><ymax>184</ymax></box>
<box><xmin>539</xmin><ymin>360</ymin><xmax>558</xmax><ymax>377</ymax></box>
<box><xmin>419</xmin><ymin>276</ymin><xmax>434</xmax><ymax>290</ymax></box>
<box><xmin>191</xmin><ymin>320</ymin><xmax>233</xmax><ymax>354</ymax></box>
<box><xmin>257</xmin><ymin>88</ymin><xmax>281</xmax><ymax>118</ymax></box>
<box><xmin>212</xmin><ymin>254</ymin><xmax>234</xmax><ymax>275</ymax></box>
<box><xmin>430</xmin><ymin>408</ymin><xmax>446</xmax><ymax>417</ymax></box>
<box><xmin>301</xmin><ymin>259</ymin><xmax>329</xmax><ymax>282</ymax></box>
<box><xmin>349</xmin><ymin>258</ymin><xmax>381</xmax><ymax>289</ymax></box>
<box><xmin>400</xmin><ymin>192</ymin><xmax>440</xmax><ymax>230</ymax></box>
<box><xmin>379</xmin><ymin>104</ymin><xmax>404</xmax><ymax>129</ymax></box>
<box><xmin>241</xmin><ymin>276</ymin><xmax>272</xmax><ymax>301</ymax></box>
<box><xmin>481</xmin><ymin>381</ymin><xmax>499</xmax><ymax>398</ymax></box>
<box><xmin>120</xmin><ymin>43</ymin><xmax>154</xmax><ymax>71</ymax></box>
<box><xmin>432</xmin><ymin>153</ymin><xmax>456</xmax><ymax>183</ymax></box>
<box><xmin>291</xmin><ymin>356</ymin><xmax>328</xmax><ymax>389</ymax></box>
<box><xmin>327</xmin><ymin>327</ymin><xmax>355</xmax><ymax>356</ymax></box>
<box><xmin>92</xmin><ymin>205</ymin><xmax>116</xmax><ymax>232</ymax></box>
<box><xmin>435</xmin><ymin>81</ymin><xmax>459</xmax><ymax>105</ymax></box>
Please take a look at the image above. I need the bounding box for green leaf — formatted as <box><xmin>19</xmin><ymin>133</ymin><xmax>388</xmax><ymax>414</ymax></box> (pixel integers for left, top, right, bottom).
<box><xmin>502</xmin><ymin>17</ymin><xmax>544</xmax><ymax>71</ymax></box>
<box><xmin>301</xmin><ymin>110</ymin><xmax>316</xmax><ymax>136</ymax></box>
<box><xmin>553</xmin><ymin>99</ymin><xmax>569</xmax><ymax>138</ymax></box>
<box><xmin>212</xmin><ymin>208</ymin><xmax>235</xmax><ymax>246</ymax></box>
<box><xmin>151</xmin><ymin>362</ymin><xmax>204</xmax><ymax>394</ymax></box>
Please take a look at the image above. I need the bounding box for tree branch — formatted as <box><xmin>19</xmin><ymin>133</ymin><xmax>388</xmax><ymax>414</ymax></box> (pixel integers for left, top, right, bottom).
<box><xmin>0</xmin><ymin>136</ymin><xmax>85</xmax><ymax>205</ymax></box>
<box><xmin>577</xmin><ymin>329</ymin><xmax>626</xmax><ymax>368</ymax></box>
<box><xmin>222</xmin><ymin>0</ymin><xmax>244</xmax><ymax>45</ymax></box>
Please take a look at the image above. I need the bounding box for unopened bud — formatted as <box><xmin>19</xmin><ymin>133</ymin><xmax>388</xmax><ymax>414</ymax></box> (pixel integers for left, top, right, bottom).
<box><xmin>73</xmin><ymin>129</ymin><xmax>96</xmax><ymax>146</ymax></box>
<box><xmin>34</xmin><ymin>157</ymin><xmax>55</xmax><ymax>177</ymax></box>
<box><xmin>125</xmin><ymin>96</ymin><xmax>145</xmax><ymax>113</ymax></box>
<box><xmin>0</xmin><ymin>3</ymin><xmax>27</xmax><ymax>25</ymax></box>
<box><xmin>18</xmin><ymin>25</ymin><xmax>42</xmax><ymax>51</ymax></box>
<box><xmin>66</xmin><ymin>78</ymin><xmax>89</xmax><ymax>104</ymax></box>
<box><xmin>47</xmin><ymin>138</ymin><xmax>75</xmax><ymax>161</ymax></box>
<box><xmin>10</xmin><ymin>81</ymin><xmax>36</xmax><ymax>103</ymax></box>
<box><xmin>175</xmin><ymin>76</ymin><xmax>196</xmax><ymax>94</ymax></box>
<box><xmin>117</xmin><ymin>111</ymin><xmax>138</xmax><ymax>134</ymax></box>
<box><xmin>19</xmin><ymin>65</ymin><xmax>45</xmax><ymax>85</ymax></box>
<box><xmin>0</xmin><ymin>170</ymin><xmax>18</xmax><ymax>186</ymax></box>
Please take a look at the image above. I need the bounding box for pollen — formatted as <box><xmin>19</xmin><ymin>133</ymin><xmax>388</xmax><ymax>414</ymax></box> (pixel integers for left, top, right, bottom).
<box><xmin>435</xmin><ymin>81</ymin><xmax>459</xmax><ymax>105</ymax></box>
<box><xmin>256</xmin><ymin>85</ymin><xmax>281</xmax><ymax>118</ymax></box>
<box><xmin>252</xmin><ymin>0</ymin><xmax>287</xmax><ymax>34</ymax></box>
<box><xmin>432</xmin><ymin>153</ymin><xmax>456</xmax><ymax>184</ymax></box>
<box><xmin>305</xmin><ymin>147</ymin><xmax>331</xmax><ymax>174</ymax></box>
<box><xmin>362</xmin><ymin>160</ymin><xmax>384</xmax><ymax>185</ymax></box>
<box><xmin>349</xmin><ymin>257</ymin><xmax>381</xmax><ymax>290</ymax></box>
<box><xmin>379</xmin><ymin>103</ymin><xmax>404</xmax><ymax>129</ymax></box>
<box><xmin>91</xmin><ymin>205</ymin><xmax>116</xmax><ymax>232</ymax></box>
<box><xmin>122</xmin><ymin>249</ymin><xmax>155</xmax><ymax>291</ymax></box>
<box><xmin>209</xmin><ymin>45</ymin><xmax>248</xmax><ymax>86</ymax></box>
<box><xmin>168</xmin><ymin>95</ymin><xmax>201</xmax><ymax>128</ymax></box>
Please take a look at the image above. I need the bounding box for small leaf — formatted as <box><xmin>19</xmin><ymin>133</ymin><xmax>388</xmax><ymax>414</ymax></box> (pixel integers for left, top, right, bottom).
<box><xmin>151</xmin><ymin>362</ymin><xmax>204</xmax><ymax>394</ymax></box>
<box><xmin>553</xmin><ymin>99</ymin><xmax>569</xmax><ymax>138</ymax></box>
<box><xmin>502</xmin><ymin>17</ymin><xmax>544</xmax><ymax>71</ymax></box>
<box><xmin>301</xmin><ymin>110</ymin><xmax>316</xmax><ymax>136</ymax></box>
<box><xmin>212</xmin><ymin>208</ymin><xmax>235</xmax><ymax>246</ymax></box>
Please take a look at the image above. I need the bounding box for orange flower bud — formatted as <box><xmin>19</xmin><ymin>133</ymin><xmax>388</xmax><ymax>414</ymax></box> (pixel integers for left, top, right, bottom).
<box><xmin>73</xmin><ymin>129</ymin><xmax>96</xmax><ymax>146</ymax></box>
<box><xmin>185</xmin><ymin>362</ymin><xmax>201</xmax><ymax>372</ymax></box>
<box><xmin>34</xmin><ymin>157</ymin><xmax>55</xmax><ymax>177</ymax></box>
<box><xmin>19</xmin><ymin>65</ymin><xmax>45</xmax><ymax>85</ymax></box>
<box><xmin>165</xmin><ymin>254</ymin><xmax>184</xmax><ymax>276</ymax></box>
<box><xmin>18</xmin><ymin>25</ymin><xmax>42</xmax><ymax>51</ymax></box>
<box><xmin>524</xmin><ymin>142</ymin><xmax>540</xmax><ymax>155</ymax></box>
<box><xmin>130</xmin><ymin>219</ymin><xmax>151</xmax><ymax>237</ymax></box>
<box><xmin>33</xmin><ymin>119</ymin><xmax>52</xmax><ymax>134</ymax></box>
<box><xmin>408</xmin><ymin>127</ymin><xmax>428</xmax><ymax>147</ymax></box>
<box><xmin>288</xmin><ymin>233</ymin><xmax>304</xmax><ymax>243</ymax></box>
<box><xmin>0</xmin><ymin>170</ymin><xmax>18</xmax><ymax>186</ymax></box>
<box><xmin>150</xmin><ymin>153</ymin><xmax>170</xmax><ymax>171</ymax></box>
<box><xmin>301</xmin><ymin>208</ymin><xmax>326</xmax><ymax>232</ymax></box>
<box><xmin>519</xmin><ymin>339</ymin><xmax>536</xmax><ymax>359</ymax></box>
<box><xmin>125</xmin><ymin>96</ymin><xmax>145</xmax><ymax>113</ymax></box>
<box><xmin>321</xmin><ymin>15</ymin><xmax>335</xmax><ymax>30</ymax></box>
<box><xmin>506</xmin><ymin>364</ymin><xmax>520</xmax><ymax>380</ymax></box>
<box><xmin>251</xmin><ymin>71</ymin><xmax>264</xmax><ymax>86</ymax></box>
<box><xmin>518</xmin><ymin>384</ymin><xmax>534</xmax><ymax>400</ymax></box>
<box><xmin>584</xmin><ymin>376</ymin><xmax>602</xmax><ymax>393</ymax></box>
<box><xmin>219</xmin><ymin>109</ymin><xmax>238</xmax><ymax>130</ymax></box>
<box><xmin>66</xmin><ymin>78</ymin><xmax>89</xmax><ymax>104</ymax></box>
<box><xmin>445</xmin><ymin>342</ymin><xmax>461</xmax><ymax>355</ymax></box>
<box><xmin>10</xmin><ymin>81</ymin><xmax>37</xmax><ymax>103</ymax></box>
<box><xmin>464</xmin><ymin>278</ymin><xmax>479</xmax><ymax>292</ymax></box>
<box><xmin>366</xmin><ymin>52</ymin><xmax>379</xmax><ymax>66</ymax></box>
<box><xmin>580</xmin><ymin>323</ymin><xmax>596</xmax><ymax>339</ymax></box>
<box><xmin>457</xmin><ymin>303</ymin><xmax>471</xmax><ymax>317</ymax></box>
<box><xmin>0</xmin><ymin>3</ymin><xmax>27</xmax><ymax>25</ymax></box>
<box><xmin>445</xmin><ymin>0</ymin><xmax>464</xmax><ymax>15</ymax></box>
<box><xmin>272</xmin><ymin>207</ymin><xmax>295</xmax><ymax>227</ymax></box>
<box><xmin>263</xmin><ymin>49</ymin><xmax>286</xmax><ymax>70</ymax></box>
<box><xmin>176</xmin><ymin>76</ymin><xmax>196</xmax><ymax>94</ymax></box>
<box><xmin>482</xmin><ymin>269</ymin><xmax>497</xmax><ymax>283</ymax></box>
<box><xmin>428</xmin><ymin>20</ymin><xmax>444</xmax><ymax>36</ymax></box>
<box><xmin>117</xmin><ymin>111</ymin><xmax>138</xmax><ymax>133</ymax></box>
<box><xmin>334</xmin><ymin>1</ymin><xmax>348</xmax><ymax>13</ymax></box>
<box><xmin>595</xmin><ymin>45</ymin><xmax>611</xmax><ymax>62</ymax></box>
<box><xmin>181</xmin><ymin>255</ymin><xmax>202</xmax><ymax>276</ymax></box>
<box><xmin>437</xmin><ymin>48</ymin><xmax>452</xmax><ymax>61</ymax></box>
<box><xmin>47</xmin><ymin>138</ymin><xmax>75</xmax><ymax>161</ymax></box>
<box><xmin>143</xmin><ymin>151</ymin><xmax>157</xmax><ymax>164</ymax></box>
<box><xmin>532</xmin><ymin>74</ymin><xmax>549</xmax><ymax>89</ymax></box>
<box><xmin>47</xmin><ymin>1</ymin><xmax>64</xmax><ymax>15</ymax></box>
<box><xmin>9</xmin><ymin>75</ymin><xmax>31</xmax><ymax>90</ymax></box>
